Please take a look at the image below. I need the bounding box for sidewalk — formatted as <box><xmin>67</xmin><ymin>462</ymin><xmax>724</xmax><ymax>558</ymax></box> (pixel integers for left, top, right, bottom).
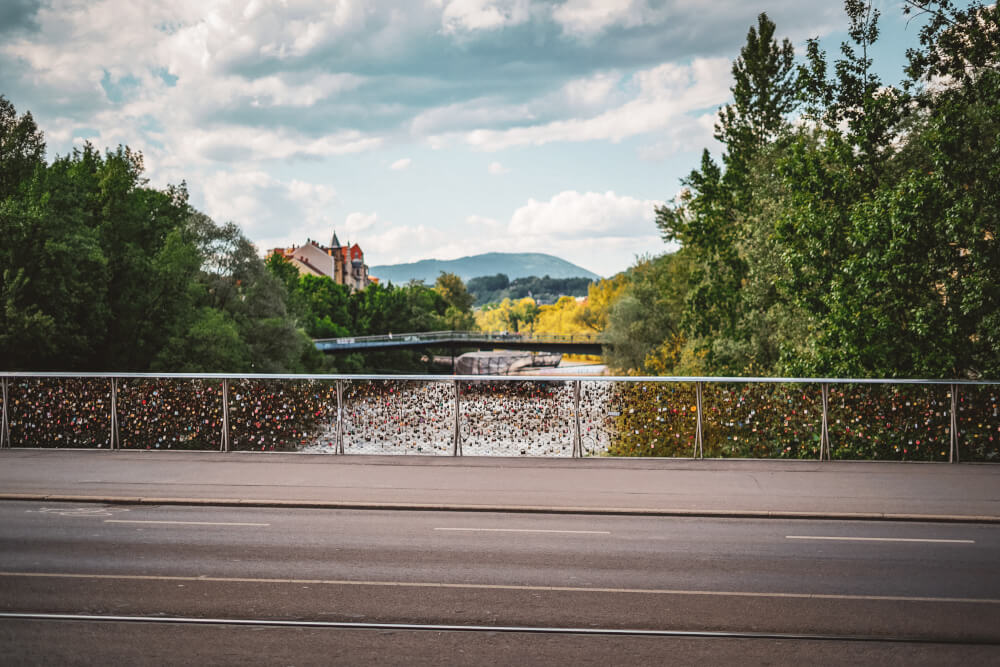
<box><xmin>1</xmin><ymin>449</ymin><xmax>999</xmax><ymax>522</ymax></box>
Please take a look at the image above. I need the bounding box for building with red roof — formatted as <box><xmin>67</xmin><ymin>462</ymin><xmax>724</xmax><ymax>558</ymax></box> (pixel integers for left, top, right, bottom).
<box><xmin>266</xmin><ymin>231</ymin><xmax>373</xmax><ymax>291</ymax></box>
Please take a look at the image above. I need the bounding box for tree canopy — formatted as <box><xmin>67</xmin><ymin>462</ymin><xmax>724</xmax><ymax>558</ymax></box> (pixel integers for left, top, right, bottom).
<box><xmin>0</xmin><ymin>94</ymin><xmax>476</xmax><ymax>373</ymax></box>
<box><xmin>605</xmin><ymin>1</ymin><xmax>1000</xmax><ymax>379</ymax></box>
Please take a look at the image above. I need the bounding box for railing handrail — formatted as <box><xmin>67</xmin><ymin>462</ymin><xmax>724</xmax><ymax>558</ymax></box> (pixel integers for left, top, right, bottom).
<box><xmin>2</xmin><ymin>372</ymin><xmax>997</xmax><ymax>462</ymax></box>
<box><xmin>0</xmin><ymin>371</ymin><xmax>997</xmax><ymax>385</ymax></box>
<box><xmin>312</xmin><ymin>330</ymin><xmax>604</xmax><ymax>345</ymax></box>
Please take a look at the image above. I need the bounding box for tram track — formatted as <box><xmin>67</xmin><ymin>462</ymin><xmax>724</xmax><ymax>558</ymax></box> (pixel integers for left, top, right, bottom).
<box><xmin>2</xmin><ymin>612</ymin><xmax>998</xmax><ymax>646</ymax></box>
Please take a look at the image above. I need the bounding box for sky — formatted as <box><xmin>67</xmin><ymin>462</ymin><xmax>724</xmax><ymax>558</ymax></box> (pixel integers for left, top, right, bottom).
<box><xmin>0</xmin><ymin>0</ymin><xmax>930</xmax><ymax>277</ymax></box>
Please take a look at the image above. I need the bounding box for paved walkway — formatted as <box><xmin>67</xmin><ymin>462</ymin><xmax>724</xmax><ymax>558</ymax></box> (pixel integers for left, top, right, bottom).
<box><xmin>1</xmin><ymin>450</ymin><xmax>998</xmax><ymax>522</ymax></box>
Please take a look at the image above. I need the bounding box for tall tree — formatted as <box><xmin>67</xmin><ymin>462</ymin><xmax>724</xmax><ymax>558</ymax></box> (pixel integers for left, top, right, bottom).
<box><xmin>775</xmin><ymin>0</ymin><xmax>1000</xmax><ymax>377</ymax></box>
<box><xmin>716</xmin><ymin>13</ymin><xmax>798</xmax><ymax>201</ymax></box>
<box><xmin>0</xmin><ymin>95</ymin><xmax>45</xmax><ymax>200</ymax></box>
<box><xmin>654</xmin><ymin>13</ymin><xmax>799</xmax><ymax>371</ymax></box>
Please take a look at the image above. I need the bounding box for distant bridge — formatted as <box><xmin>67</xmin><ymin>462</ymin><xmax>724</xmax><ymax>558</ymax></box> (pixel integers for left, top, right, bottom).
<box><xmin>313</xmin><ymin>330</ymin><xmax>603</xmax><ymax>355</ymax></box>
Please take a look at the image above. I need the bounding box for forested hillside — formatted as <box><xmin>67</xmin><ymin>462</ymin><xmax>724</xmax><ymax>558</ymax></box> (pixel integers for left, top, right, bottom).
<box><xmin>467</xmin><ymin>274</ymin><xmax>593</xmax><ymax>306</ymax></box>
<box><xmin>371</xmin><ymin>252</ymin><xmax>599</xmax><ymax>284</ymax></box>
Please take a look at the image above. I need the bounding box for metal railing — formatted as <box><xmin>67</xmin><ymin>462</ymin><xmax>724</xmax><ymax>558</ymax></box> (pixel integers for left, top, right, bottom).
<box><xmin>313</xmin><ymin>330</ymin><xmax>602</xmax><ymax>347</ymax></box>
<box><xmin>0</xmin><ymin>373</ymin><xmax>997</xmax><ymax>462</ymax></box>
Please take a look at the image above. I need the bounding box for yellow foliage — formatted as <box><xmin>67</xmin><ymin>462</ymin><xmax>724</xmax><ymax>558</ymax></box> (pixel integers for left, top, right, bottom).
<box><xmin>673</xmin><ymin>340</ymin><xmax>709</xmax><ymax>376</ymax></box>
<box><xmin>474</xmin><ymin>300</ymin><xmax>510</xmax><ymax>332</ymax></box>
<box><xmin>578</xmin><ymin>274</ymin><xmax>628</xmax><ymax>332</ymax></box>
<box><xmin>643</xmin><ymin>334</ymin><xmax>685</xmax><ymax>375</ymax></box>
<box><xmin>476</xmin><ymin>295</ymin><xmax>604</xmax><ymax>362</ymax></box>
<box><xmin>534</xmin><ymin>296</ymin><xmax>587</xmax><ymax>335</ymax></box>
<box><xmin>534</xmin><ymin>295</ymin><xmax>602</xmax><ymax>362</ymax></box>
<box><xmin>474</xmin><ymin>297</ymin><xmax>539</xmax><ymax>333</ymax></box>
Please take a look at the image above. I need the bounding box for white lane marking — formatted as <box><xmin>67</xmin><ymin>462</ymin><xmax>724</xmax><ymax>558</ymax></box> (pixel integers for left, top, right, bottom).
<box><xmin>2</xmin><ymin>572</ymin><xmax>997</xmax><ymax>605</ymax></box>
<box><xmin>29</xmin><ymin>507</ymin><xmax>129</xmax><ymax>518</ymax></box>
<box><xmin>104</xmin><ymin>520</ymin><xmax>270</xmax><ymax>527</ymax></box>
<box><xmin>786</xmin><ymin>536</ymin><xmax>975</xmax><ymax>544</ymax></box>
<box><xmin>435</xmin><ymin>528</ymin><xmax>610</xmax><ymax>535</ymax></box>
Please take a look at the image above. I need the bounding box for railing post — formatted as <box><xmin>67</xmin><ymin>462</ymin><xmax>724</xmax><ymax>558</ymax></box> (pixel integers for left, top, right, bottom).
<box><xmin>452</xmin><ymin>379</ymin><xmax>462</xmax><ymax>457</ymax></box>
<box><xmin>336</xmin><ymin>380</ymin><xmax>345</xmax><ymax>455</ymax></box>
<box><xmin>1</xmin><ymin>377</ymin><xmax>9</xmax><ymax>449</ymax></box>
<box><xmin>695</xmin><ymin>381</ymin><xmax>704</xmax><ymax>459</ymax></box>
<box><xmin>220</xmin><ymin>379</ymin><xmax>230</xmax><ymax>453</ymax></box>
<box><xmin>572</xmin><ymin>380</ymin><xmax>582</xmax><ymax>458</ymax></box>
<box><xmin>950</xmin><ymin>383</ymin><xmax>959</xmax><ymax>463</ymax></box>
<box><xmin>109</xmin><ymin>377</ymin><xmax>119</xmax><ymax>450</ymax></box>
<box><xmin>820</xmin><ymin>383</ymin><xmax>830</xmax><ymax>461</ymax></box>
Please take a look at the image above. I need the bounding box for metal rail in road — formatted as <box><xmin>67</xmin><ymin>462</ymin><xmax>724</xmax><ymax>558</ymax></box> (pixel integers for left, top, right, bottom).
<box><xmin>313</xmin><ymin>330</ymin><xmax>604</xmax><ymax>355</ymax></box>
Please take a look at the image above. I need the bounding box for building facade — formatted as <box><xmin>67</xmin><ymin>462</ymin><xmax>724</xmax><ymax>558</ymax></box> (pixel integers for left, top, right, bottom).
<box><xmin>267</xmin><ymin>232</ymin><xmax>375</xmax><ymax>291</ymax></box>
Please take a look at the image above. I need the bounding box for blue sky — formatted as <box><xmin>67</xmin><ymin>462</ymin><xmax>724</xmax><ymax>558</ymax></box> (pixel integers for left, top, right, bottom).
<box><xmin>1</xmin><ymin>1</ymin><xmax>931</xmax><ymax>276</ymax></box>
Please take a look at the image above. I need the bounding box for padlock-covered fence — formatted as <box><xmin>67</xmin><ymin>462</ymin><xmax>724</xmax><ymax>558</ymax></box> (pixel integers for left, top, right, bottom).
<box><xmin>1</xmin><ymin>373</ymin><xmax>997</xmax><ymax>461</ymax></box>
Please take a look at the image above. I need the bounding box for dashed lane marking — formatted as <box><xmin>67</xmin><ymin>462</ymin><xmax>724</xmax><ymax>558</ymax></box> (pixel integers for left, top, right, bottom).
<box><xmin>104</xmin><ymin>520</ymin><xmax>270</xmax><ymax>527</ymax></box>
<box><xmin>434</xmin><ymin>528</ymin><xmax>610</xmax><ymax>534</ymax></box>
<box><xmin>786</xmin><ymin>536</ymin><xmax>974</xmax><ymax>544</ymax></box>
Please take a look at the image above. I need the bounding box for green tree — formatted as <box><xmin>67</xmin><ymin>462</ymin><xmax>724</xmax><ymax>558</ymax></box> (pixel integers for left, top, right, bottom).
<box><xmin>295</xmin><ymin>274</ymin><xmax>352</xmax><ymax>338</ymax></box>
<box><xmin>716</xmin><ymin>13</ymin><xmax>798</xmax><ymax>200</ymax></box>
<box><xmin>153</xmin><ymin>307</ymin><xmax>250</xmax><ymax>372</ymax></box>
<box><xmin>603</xmin><ymin>253</ymin><xmax>691</xmax><ymax>374</ymax></box>
<box><xmin>187</xmin><ymin>214</ymin><xmax>310</xmax><ymax>372</ymax></box>
<box><xmin>434</xmin><ymin>272</ymin><xmax>475</xmax><ymax>330</ymax></box>
<box><xmin>903</xmin><ymin>1</ymin><xmax>1000</xmax><ymax>90</ymax></box>
<box><xmin>0</xmin><ymin>95</ymin><xmax>45</xmax><ymax>200</ymax></box>
<box><xmin>657</xmin><ymin>13</ymin><xmax>800</xmax><ymax>362</ymax></box>
<box><xmin>774</xmin><ymin>0</ymin><xmax>1000</xmax><ymax>377</ymax></box>
<box><xmin>434</xmin><ymin>272</ymin><xmax>474</xmax><ymax>312</ymax></box>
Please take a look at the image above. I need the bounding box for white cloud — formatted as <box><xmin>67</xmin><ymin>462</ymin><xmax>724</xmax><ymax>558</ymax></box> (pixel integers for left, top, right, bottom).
<box><xmin>439</xmin><ymin>0</ymin><xmax>533</xmax><ymax>34</ymax></box>
<box><xmin>412</xmin><ymin>70</ymin><xmax>623</xmax><ymax>144</ymax></box>
<box><xmin>188</xmin><ymin>126</ymin><xmax>383</xmax><ymax>163</ymax></box>
<box><xmin>561</xmin><ymin>70</ymin><xmax>623</xmax><ymax>108</ymax></box>
<box><xmin>288</xmin><ymin>179</ymin><xmax>339</xmax><ymax>231</ymax></box>
<box><xmin>552</xmin><ymin>0</ymin><xmax>664</xmax><ymax>37</ymax></box>
<box><xmin>637</xmin><ymin>111</ymin><xmax>718</xmax><ymax>161</ymax></box>
<box><xmin>487</xmin><ymin>161</ymin><xmax>508</xmax><ymax>175</ymax></box>
<box><xmin>3</xmin><ymin>0</ymin><xmax>843</xmax><ymax>173</ymax></box>
<box><xmin>509</xmin><ymin>190</ymin><xmax>660</xmax><ymax>240</ymax></box>
<box><xmin>390</xmin><ymin>157</ymin><xmax>412</xmax><ymax>170</ymax></box>
<box><xmin>410</xmin><ymin>97</ymin><xmax>536</xmax><ymax>137</ymax></box>
<box><xmin>199</xmin><ymin>170</ymin><xmax>340</xmax><ymax>250</ymax></box>
<box><xmin>344</xmin><ymin>211</ymin><xmax>380</xmax><ymax>235</ymax></box>
<box><xmin>433</xmin><ymin>57</ymin><xmax>730</xmax><ymax>153</ymax></box>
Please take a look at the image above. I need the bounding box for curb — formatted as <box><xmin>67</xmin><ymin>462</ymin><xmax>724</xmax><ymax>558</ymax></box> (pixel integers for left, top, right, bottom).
<box><xmin>2</xmin><ymin>493</ymin><xmax>998</xmax><ymax>524</ymax></box>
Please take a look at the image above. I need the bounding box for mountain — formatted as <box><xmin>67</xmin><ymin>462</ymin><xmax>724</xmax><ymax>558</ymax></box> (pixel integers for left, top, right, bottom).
<box><xmin>370</xmin><ymin>252</ymin><xmax>601</xmax><ymax>285</ymax></box>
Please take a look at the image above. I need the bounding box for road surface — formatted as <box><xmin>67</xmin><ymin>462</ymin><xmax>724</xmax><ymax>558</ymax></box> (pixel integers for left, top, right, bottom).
<box><xmin>1</xmin><ymin>501</ymin><xmax>998</xmax><ymax>664</ymax></box>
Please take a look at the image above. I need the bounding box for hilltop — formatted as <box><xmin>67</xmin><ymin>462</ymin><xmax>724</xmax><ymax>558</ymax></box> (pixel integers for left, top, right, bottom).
<box><xmin>370</xmin><ymin>252</ymin><xmax>601</xmax><ymax>285</ymax></box>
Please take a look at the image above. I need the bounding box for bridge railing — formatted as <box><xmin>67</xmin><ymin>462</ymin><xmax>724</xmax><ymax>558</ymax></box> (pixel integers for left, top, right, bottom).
<box><xmin>313</xmin><ymin>330</ymin><xmax>602</xmax><ymax>346</ymax></box>
<box><xmin>1</xmin><ymin>373</ymin><xmax>997</xmax><ymax>462</ymax></box>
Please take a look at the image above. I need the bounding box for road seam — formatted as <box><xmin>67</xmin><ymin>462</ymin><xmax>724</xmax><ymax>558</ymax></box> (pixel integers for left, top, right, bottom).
<box><xmin>1</xmin><ymin>493</ymin><xmax>998</xmax><ymax>523</ymax></box>
<box><xmin>4</xmin><ymin>572</ymin><xmax>1000</xmax><ymax>605</ymax></box>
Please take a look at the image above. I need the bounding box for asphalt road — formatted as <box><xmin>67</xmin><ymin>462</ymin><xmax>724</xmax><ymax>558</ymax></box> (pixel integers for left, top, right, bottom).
<box><xmin>1</xmin><ymin>501</ymin><xmax>998</xmax><ymax>664</ymax></box>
